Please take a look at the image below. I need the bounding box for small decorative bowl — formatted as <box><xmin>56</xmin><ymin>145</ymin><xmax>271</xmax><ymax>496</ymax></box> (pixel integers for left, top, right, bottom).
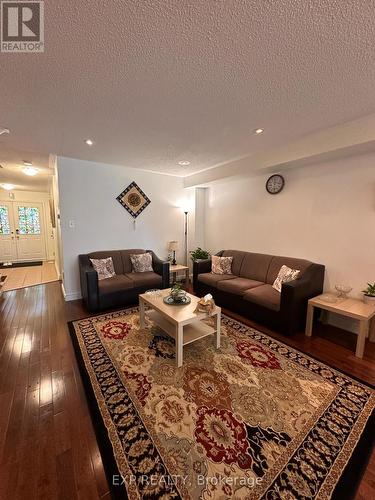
<box><xmin>335</xmin><ymin>285</ymin><xmax>352</xmax><ymax>298</ymax></box>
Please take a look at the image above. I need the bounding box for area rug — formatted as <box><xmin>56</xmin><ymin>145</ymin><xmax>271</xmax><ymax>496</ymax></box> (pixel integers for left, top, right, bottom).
<box><xmin>69</xmin><ymin>308</ymin><xmax>375</xmax><ymax>500</ymax></box>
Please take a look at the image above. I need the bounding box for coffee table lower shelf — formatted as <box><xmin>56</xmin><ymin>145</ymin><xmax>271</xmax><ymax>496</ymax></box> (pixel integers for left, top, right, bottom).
<box><xmin>147</xmin><ymin>310</ymin><xmax>215</xmax><ymax>346</ymax></box>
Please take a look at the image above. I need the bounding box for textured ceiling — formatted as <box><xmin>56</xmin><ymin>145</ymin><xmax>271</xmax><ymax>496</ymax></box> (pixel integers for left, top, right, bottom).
<box><xmin>0</xmin><ymin>146</ymin><xmax>51</xmax><ymax>192</ymax></box>
<box><xmin>1</xmin><ymin>0</ymin><xmax>375</xmax><ymax>176</ymax></box>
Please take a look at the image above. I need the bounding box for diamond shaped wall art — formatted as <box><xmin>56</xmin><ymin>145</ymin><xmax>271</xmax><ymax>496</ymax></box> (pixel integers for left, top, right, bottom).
<box><xmin>116</xmin><ymin>181</ymin><xmax>151</xmax><ymax>219</ymax></box>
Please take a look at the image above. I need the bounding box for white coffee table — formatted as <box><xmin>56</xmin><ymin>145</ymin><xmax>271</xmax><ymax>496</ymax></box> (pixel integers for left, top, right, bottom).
<box><xmin>305</xmin><ymin>294</ymin><xmax>375</xmax><ymax>358</ymax></box>
<box><xmin>139</xmin><ymin>289</ymin><xmax>221</xmax><ymax>367</ymax></box>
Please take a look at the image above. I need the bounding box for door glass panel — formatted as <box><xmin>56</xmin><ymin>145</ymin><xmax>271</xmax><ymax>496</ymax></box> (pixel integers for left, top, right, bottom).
<box><xmin>0</xmin><ymin>206</ymin><xmax>11</xmax><ymax>235</ymax></box>
<box><xmin>18</xmin><ymin>206</ymin><xmax>41</xmax><ymax>235</ymax></box>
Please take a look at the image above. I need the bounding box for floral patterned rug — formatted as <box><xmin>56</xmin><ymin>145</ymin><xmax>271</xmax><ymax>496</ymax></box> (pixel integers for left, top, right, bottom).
<box><xmin>69</xmin><ymin>308</ymin><xmax>375</xmax><ymax>500</ymax></box>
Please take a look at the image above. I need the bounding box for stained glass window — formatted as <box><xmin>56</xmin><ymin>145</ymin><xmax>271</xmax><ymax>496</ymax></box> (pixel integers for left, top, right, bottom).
<box><xmin>18</xmin><ymin>207</ymin><xmax>41</xmax><ymax>235</ymax></box>
<box><xmin>0</xmin><ymin>206</ymin><xmax>11</xmax><ymax>235</ymax></box>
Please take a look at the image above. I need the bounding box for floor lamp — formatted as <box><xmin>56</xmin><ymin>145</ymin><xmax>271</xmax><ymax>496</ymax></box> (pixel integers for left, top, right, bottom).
<box><xmin>184</xmin><ymin>211</ymin><xmax>189</xmax><ymax>266</ymax></box>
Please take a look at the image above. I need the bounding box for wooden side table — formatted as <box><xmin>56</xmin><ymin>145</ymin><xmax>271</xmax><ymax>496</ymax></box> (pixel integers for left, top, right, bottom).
<box><xmin>305</xmin><ymin>295</ymin><xmax>375</xmax><ymax>358</ymax></box>
<box><xmin>0</xmin><ymin>275</ymin><xmax>7</xmax><ymax>298</ymax></box>
<box><xmin>170</xmin><ymin>264</ymin><xmax>190</xmax><ymax>288</ymax></box>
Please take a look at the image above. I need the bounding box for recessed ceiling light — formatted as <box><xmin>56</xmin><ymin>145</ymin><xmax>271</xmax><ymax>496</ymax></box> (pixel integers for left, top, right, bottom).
<box><xmin>85</xmin><ymin>139</ymin><xmax>94</xmax><ymax>146</ymax></box>
<box><xmin>254</xmin><ymin>128</ymin><xmax>264</xmax><ymax>135</ymax></box>
<box><xmin>22</xmin><ymin>166</ymin><xmax>39</xmax><ymax>176</ymax></box>
<box><xmin>2</xmin><ymin>183</ymin><xmax>15</xmax><ymax>190</ymax></box>
<box><xmin>23</xmin><ymin>161</ymin><xmax>33</xmax><ymax>166</ymax></box>
<box><xmin>178</xmin><ymin>160</ymin><xmax>190</xmax><ymax>166</ymax></box>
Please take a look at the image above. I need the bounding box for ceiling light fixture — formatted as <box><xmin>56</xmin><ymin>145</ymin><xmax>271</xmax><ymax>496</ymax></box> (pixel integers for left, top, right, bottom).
<box><xmin>23</xmin><ymin>166</ymin><xmax>39</xmax><ymax>176</ymax></box>
<box><xmin>178</xmin><ymin>160</ymin><xmax>190</xmax><ymax>166</ymax></box>
<box><xmin>23</xmin><ymin>161</ymin><xmax>33</xmax><ymax>166</ymax></box>
<box><xmin>85</xmin><ymin>139</ymin><xmax>94</xmax><ymax>146</ymax></box>
<box><xmin>0</xmin><ymin>127</ymin><xmax>10</xmax><ymax>136</ymax></box>
<box><xmin>1</xmin><ymin>183</ymin><xmax>15</xmax><ymax>190</ymax></box>
<box><xmin>254</xmin><ymin>128</ymin><xmax>264</xmax><ymax>135</ymax></box>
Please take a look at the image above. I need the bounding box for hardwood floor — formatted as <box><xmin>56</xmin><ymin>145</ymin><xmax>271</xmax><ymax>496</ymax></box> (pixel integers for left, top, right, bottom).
<box><xmin>0</xmin><ymin>281</ymin><xmax>373</xmax><ymax>499</ymax></box>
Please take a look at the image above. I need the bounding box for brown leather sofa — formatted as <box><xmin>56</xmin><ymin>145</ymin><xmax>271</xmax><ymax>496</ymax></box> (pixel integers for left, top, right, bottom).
<box><xmin>79</xmin><ymin>249</ymin><xmax>169</xmax><ymax>312</ymax></box>
<box><xmin>193</xmin><ymin>250</ymin><xmax>325</xmax><ymax>335</ymax></box>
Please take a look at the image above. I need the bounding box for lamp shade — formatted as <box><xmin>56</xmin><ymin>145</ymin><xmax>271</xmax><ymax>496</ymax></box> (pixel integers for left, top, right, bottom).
<box><xmin>168</xmin><ymin>240</ymin><xmax>179</xmax><ymax>251</ymax></box>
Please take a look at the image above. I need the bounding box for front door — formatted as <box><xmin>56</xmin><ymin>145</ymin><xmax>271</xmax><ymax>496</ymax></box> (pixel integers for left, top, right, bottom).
<box><xmin>0</xmin><ymin>202</ymin><xmax>17</xmax><ymax>262</ymax></box>
<box><xmin>0</xmin><ymin>202</ymin><xmax>46</xmax><ymax>263</ymax></box>
<box><xmin>13</xmin><ymin>203</ymin><xmax>46</xmax><ymax>261</ymax></box>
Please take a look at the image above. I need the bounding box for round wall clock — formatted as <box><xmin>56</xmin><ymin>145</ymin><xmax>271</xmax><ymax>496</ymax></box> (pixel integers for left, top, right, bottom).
<box><xmin>266</xmin><ymin>174</ymin><xmax>285</xmax><ymax>194</ymax></box>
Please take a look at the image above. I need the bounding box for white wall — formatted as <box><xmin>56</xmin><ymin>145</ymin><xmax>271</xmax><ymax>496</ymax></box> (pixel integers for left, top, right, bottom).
<box><xmin>205</xmin><ymin>152</ymin><xmax>375</xmax><ymax>332</ymax></box>
<box><xmin>57</xmin><ymin>157</ymin><xmax>194</xmax><ymax>300</ymax></box>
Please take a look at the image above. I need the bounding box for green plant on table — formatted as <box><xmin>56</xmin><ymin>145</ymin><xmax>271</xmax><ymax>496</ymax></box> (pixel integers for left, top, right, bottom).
<box><xmin>190</xmin><ymin>247</ymin><xmax>210</xmax><ymax>262</ymax></box>
<box><xmin>362</xmin><ymin>282</ymin><xmax>375</xmax><ymax>297</ymax></box>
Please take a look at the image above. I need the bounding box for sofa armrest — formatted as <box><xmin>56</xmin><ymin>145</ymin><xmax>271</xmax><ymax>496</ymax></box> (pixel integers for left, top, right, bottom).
<box><xmin>281</xmin><ymin>264</ymin><xmax>325</xmax><ymax>302</ymax></box>
<box><xmin>193</xmin><ymin>258</ymin><xmax>211</xmax><ymax>287</ymax></box>
<box><xmin>79</xmin><ymin>255</ymin><xmax>99</xmax><ymax>312</ymax></box>
<box><xmin>150</xmin><ymin>251</ymin><xmax>170</xmax><ymax>289</ymax></box>
<box><xmin>280</xmin><ymin>263</ymin><xmax>325</xmax><ymax>334</ymax></box>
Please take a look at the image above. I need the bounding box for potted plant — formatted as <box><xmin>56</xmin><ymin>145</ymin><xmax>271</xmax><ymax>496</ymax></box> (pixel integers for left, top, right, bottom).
<box><xmin>190</xmin><ymin>247</ymin><xmax>210</xmax><ymax>262</ymax></box>
<box><xmin>362</xmin><ymin>282</ymin><xmax>375</xmax><ymax>304</ymax></box>
<box><xmin>170</xmin><ymin>282</ymin><xmax>186</xmax><ymax>303</ymax></box>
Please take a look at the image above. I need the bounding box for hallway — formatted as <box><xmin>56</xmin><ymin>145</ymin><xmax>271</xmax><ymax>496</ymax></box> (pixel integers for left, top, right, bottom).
<box><xmin>0</xmin><ymin>262</ymin><xmax>59</xmax><ymax>292</ymax></box>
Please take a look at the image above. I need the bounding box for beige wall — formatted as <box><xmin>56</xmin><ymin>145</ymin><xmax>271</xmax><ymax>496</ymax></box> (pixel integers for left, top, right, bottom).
<box><xmin>58</xmin><ymin>157</ymin><xmax>195</xmax><ymax>300</ymax></box>
<box><xmin>205</xmin><ymin>152</ymin><xmax>375</xmax><ymax>332</ymax></box>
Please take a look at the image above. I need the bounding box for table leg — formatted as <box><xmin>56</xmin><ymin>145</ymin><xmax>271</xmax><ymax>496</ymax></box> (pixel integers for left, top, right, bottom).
<box><xmin>215</xmin><ymin>312</ymin><xmax>221</xmax><ymax>349</ymax></box>
<box><xmin>356</xmin><ymin>320</ymin><xmax>367</xmax><ymax>358</ymax></box>
<box><xmin>369</xmin><ymin>318</ymin><xmax>375</xmax><ymax>343</ymax></box>
<box><xmin>139</xmin><ymin>297</ymin><xmax>145</xmax><ymax>329</ymax></box>
<box><xmin>176</xmin><ymin>324</ymin><xmax>183</xmax><ymax>367</ymax></box>
<box><xmin>305</xmin><ymin>304</ymin><xmax>314</xmax><ymax>336</ymax></box>
<box><xmin>185</xmin><ymin>269</ymin><xmax>189</xmax><ymax>287</ymax></box>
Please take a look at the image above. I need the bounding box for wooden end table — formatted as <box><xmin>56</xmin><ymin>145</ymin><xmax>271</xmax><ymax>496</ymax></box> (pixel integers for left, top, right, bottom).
<box><xmin>305</xmin><ymin>294</ymin><xmax>375</xmax><ymax>358</ymax></box>
<box><xmin>139</xmin><ymin>289</ymin><xmax>221</xmax><ymax>367</ymax></box>
<box><xmin>170</xmin><ymin>264</ymin><xmax>190</xmax><ymax>288</ymax></box>
<box><xmin>0</xmin><ymin>275</ymin><xmax>7</xmax><ymax>298</ymax></box>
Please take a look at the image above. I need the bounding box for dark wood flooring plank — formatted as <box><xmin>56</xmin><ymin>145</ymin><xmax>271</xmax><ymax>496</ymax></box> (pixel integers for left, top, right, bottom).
<box><xmin>0</xmin><ymin>281</ymin><xmax>373</xmax><ymax>500</ymax></box>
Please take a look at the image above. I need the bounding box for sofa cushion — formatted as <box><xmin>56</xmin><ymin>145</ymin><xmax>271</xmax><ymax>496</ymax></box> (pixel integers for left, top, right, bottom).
<box><xmin>98</xmin><ymin>275</ymin><xmax>134</xmax><ymax>294</ymax></box>
<box><xmin>266</xmin><ymin>256</ymin><xmax>312</xmax><ymax>285</ymax></box>
<box><xmin>217</xmin><ymin>277</ymin><xmax>264</xmax><ymax>295</ymax></box>
<box><xmin>120</xmin><ymin>249</ymin><xmax>147</xmax><ymax>273</ymax></box>
<box><xmin>130</xmin><ymin>252</ymin><xmax>153</xmax><ymax>272</ymax></box>
<box><xmin>88</xmin><ymin>250</ymin><xmax>124</xmax><ymax>275</ymax></box>
<box><xmin>239</xmin><ymin>253</ymin><xmax>273</xmax><ymax>282</ymax></box>
<box><xmin>243</xmin><ymin>284</ymin><xmax>281</xmax><ymax>311</ymax></box>
<box><xmin>125</xmin><ymin>272</ymin><xmax>162</xmax><ymax>288</ymax></box>
<box><xmin>222</xmin><ymin>250</ymin><xmax>246</xmax><ymax>276</ymax></box>
<box><xmin>212</xmin><ymin>255</ymin><xmax>233</xmax><ymax>275</ymax></box>
<box><xmin>198</xmin><ymin>273</ymin><xmax>236</xmax><ymax>288</ymax></box>
<box><xmin>90</xmin><ymin>257</ymin><xmax>116</xmax><ymax>280</ymax></box>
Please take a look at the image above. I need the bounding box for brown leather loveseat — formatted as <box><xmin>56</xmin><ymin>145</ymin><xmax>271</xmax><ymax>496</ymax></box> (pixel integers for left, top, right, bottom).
<box><xmin>79</xmin><ymin>249</ymin><xmax>169</xmax><ymax>312</ymax></box>
<box><xmin>193</xmin><ymin>250</ymin><xmax>325</xmax><ymax>335</ymax></box>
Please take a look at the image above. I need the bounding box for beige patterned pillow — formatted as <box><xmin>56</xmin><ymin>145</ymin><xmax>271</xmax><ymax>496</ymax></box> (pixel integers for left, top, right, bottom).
<box><xmin>90</xmin><ymin>257</ymin><xmax>116</xmax><ymax>280</ymax></box>
<box><xmin>130</xmin><ymin>252</ymin><xmax>153</xmax><ymax>273</ymax></box>
<box><xmin>272</xmin><ymin>265</ymin><xmax>300</xmax><ymax>292</ymax></box>
<box><xmin>211</xmin><ymin>255</ymin><xmax>233</xmax><ymax>275</ymax></box>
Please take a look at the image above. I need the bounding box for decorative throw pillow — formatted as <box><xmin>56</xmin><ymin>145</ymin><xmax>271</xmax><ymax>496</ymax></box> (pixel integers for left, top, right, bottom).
<box><xmin>130</xmin><ymin>252</ymin><xmax>153</xmax><ymax>273</ymax></box>
<box><xmin>272</xmin><ymin>265</ymin><xmax>300</xmax><ymax>292</ymax></box>
<box><xmin>90</xmin><ymin>257</ymin><xmax>116</xmax><ymax>280</ymax></box>
<box><xmin>211</xmin><ymin>255</ymin><xmax>233</xmax><ymax>275</ymax></box>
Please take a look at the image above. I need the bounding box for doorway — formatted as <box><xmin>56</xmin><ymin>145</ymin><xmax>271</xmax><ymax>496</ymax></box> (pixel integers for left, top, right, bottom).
<box><xmin>0</xmin><ymin>201</ymin><xmax>46</xmax><ymax>263</ymax></box>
